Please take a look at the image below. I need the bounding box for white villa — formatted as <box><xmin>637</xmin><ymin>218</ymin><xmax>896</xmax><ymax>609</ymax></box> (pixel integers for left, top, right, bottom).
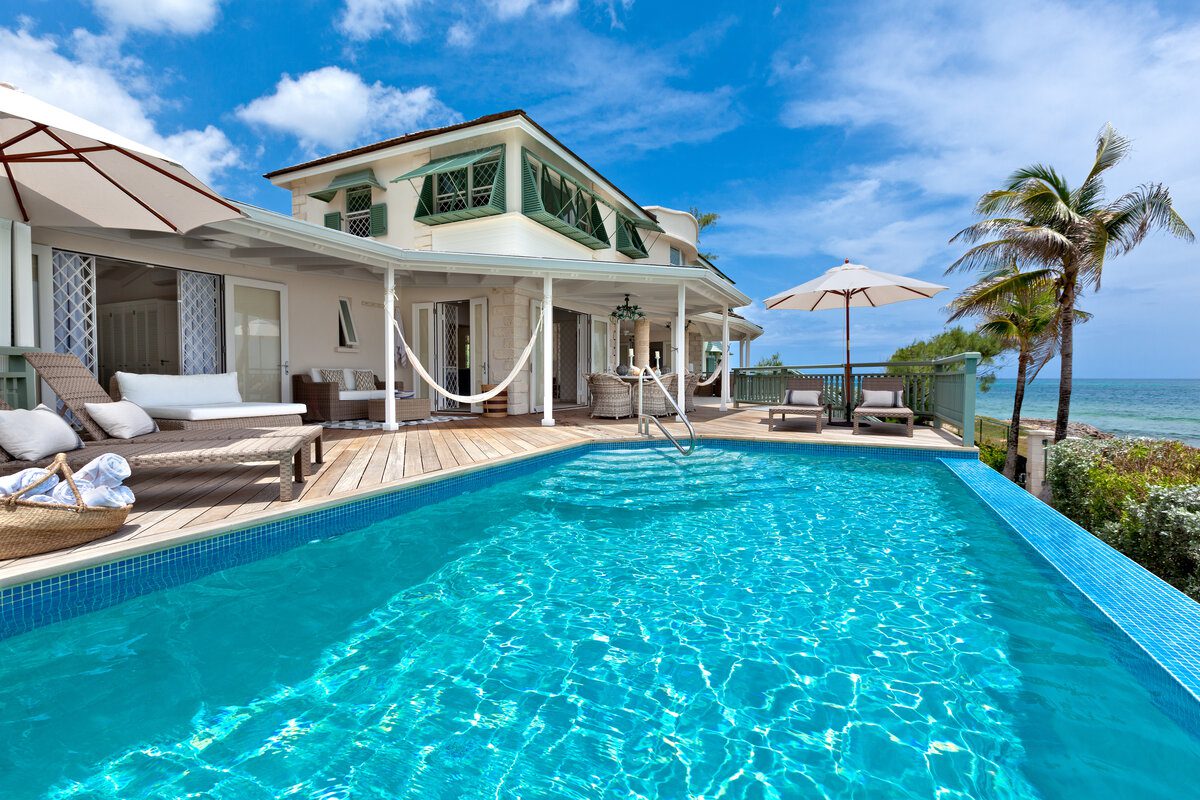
<box><xmin>2</xmin><ymin>109</ymin><xmax>761</xmax><ymax>425</ymax></box>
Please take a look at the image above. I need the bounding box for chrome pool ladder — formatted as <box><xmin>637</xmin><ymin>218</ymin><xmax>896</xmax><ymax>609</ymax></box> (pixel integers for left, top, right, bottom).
<box><xmin>636</xmin><ymin>371</ymin><xmax>696</xmax><ymax>455</ymax></box>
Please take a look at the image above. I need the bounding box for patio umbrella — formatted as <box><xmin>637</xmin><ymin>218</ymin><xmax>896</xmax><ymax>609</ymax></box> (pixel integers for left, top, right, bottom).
<box><xmin>0</xmin><ymin>83</ymin><xmax>241</xmax><ymax>232</ymax></box>
<box><xmin>764</xmin><ymin>259</ymin><xmax>948</xmax><ymax>422</ymax></box>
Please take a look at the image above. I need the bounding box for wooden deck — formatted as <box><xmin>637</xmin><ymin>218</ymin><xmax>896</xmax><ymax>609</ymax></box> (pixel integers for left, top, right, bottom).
<box><xmin>0</xmin><ymin>401</ymin><xmax>964</xmax><ymax>585</ymax></box>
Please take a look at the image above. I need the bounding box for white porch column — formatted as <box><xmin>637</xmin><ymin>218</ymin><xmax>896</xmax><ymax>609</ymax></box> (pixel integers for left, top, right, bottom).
<box><xmin>11</xmin><ymin>222</ymin><xmax>33</xmax><ymax>346</ymax></box>
<box><xmin>383</xmin><ymin>267</ymin><xmax>398</xmax><ymax>431</ymax></box>
<box><xmin>541</xmin><ymin>276</ymin><xmax>555</xmax><ymax>427</ymax></box>
<box><xmin>675</xmin><ymin>284</ymin><xmax>686</xmax><ymax>416</ymax></box>
<box><xmin>744</xmin><ymin>337</ymin><xmax>751</xmax><ymax>369</ymax></box>
<box><xmin>720</xmin><ymin>307</ymin><xmax>730</xmax><ymax>411</ymax></box>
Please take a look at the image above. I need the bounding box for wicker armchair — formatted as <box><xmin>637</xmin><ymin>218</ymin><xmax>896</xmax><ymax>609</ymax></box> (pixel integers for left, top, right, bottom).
<box><xmin>853</xmin><ymin>377</ymin><xmax>914</xmax><ymax>437</ymax></box>
<box><xmin>639</xmin><ymin>373</ymin><xmax>675</xmax><ymax>417</ymax></box>
<box><xmin>684</xmin><ymin>373</ymin><xmax>699</xmax><ymax>413</ymax></box>
<box><xmin>587</xmin><ymin>373</ymin><xmax>634</xmax><ymax>419</ymax></box>
<box><xmin>293</xmin><ymin>373</ymin><xmax>396</xmax><ymax>422</ymax></box>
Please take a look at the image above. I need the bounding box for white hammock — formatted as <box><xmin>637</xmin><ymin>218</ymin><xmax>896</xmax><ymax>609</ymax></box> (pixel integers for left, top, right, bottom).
<box><xmin>697</xmin><ymin>352</ymin><xmax>727</xmax><ymax>386</ymax></box>
<box><xmin>392</xmin><ymin>308</ymin><xmax>545</xmax><ymax>405</ymax></box>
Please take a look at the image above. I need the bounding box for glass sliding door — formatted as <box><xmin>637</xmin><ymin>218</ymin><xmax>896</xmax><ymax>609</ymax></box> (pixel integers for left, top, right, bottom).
<box><xmin>224</xmin><ymin>277</ymin><xmax>288</xmax><ymax>402</ymax></box>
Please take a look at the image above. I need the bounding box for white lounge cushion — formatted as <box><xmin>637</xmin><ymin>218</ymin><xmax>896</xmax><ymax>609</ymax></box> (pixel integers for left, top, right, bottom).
<box><xmin>116</xmin><ymin>372</ymin><xmax>242</xmax><ymax>407</ymax></box>
<box><xmin>785</xmin><ymin>389</ymin><xmax>822</xmax><ymax>407</ymax></box>
<box><xmin>338</xmin><ymin>389</ymin><xmax>389</xmax><ymax>401</ymax></box>
<box><xmin>0</xmin><ymin>404</ymin><xmax>84</xmax><ymax>461</ymax></box>
<box><xmin>861</xmin><ymin>389</ymin><xmax>903</xmax><ymax>408</ymax></box>
<box><xmin>84</xmin><ymin>400</ymin><xmax>158</xmax><ymax>439</ymax></box>
<box><xmin>139</xmin><ymin>402</ymin><xmax>308</xmax><ymax>421</ymax></box>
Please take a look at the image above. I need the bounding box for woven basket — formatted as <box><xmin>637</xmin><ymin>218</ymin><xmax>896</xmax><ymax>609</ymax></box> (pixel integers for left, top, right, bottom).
<box><xmin>0</xmin><ymin>454</ymin><xmax>131</xmax><ymax>559</ymax></box>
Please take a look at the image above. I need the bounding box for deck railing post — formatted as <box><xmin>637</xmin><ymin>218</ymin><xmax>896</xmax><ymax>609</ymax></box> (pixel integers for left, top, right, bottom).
<box><xmin>961</xmin><ymin>352</ymin><xmax>979</xmax><ymax>448</ymax></box>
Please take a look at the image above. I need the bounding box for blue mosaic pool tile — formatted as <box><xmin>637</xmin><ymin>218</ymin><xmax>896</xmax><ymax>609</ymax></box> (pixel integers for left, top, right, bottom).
<box><xmin>0</xmin><ymin>438</ymin><xmax>974</xmax><ymax>639</ymax></box>
<box><xmin>942</xmin><ymin>458</ymin><xmax>1200</xmax><ymax>703</ymax></box>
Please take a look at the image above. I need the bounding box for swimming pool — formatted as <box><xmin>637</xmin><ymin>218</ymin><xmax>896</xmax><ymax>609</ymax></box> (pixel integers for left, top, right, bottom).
<box><xmin>2</xmin><ymin>443</ymin><xmax>1199</xmax><ymax>798</ymax></box>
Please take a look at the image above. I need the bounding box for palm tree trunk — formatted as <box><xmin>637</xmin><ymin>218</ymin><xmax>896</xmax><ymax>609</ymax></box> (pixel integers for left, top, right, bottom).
<box><xmin>1004</xmin><ymin>350</ymin><xmax>1030</xmax><ymax>480</ymax></box>
<box><xmin>1054</xmin><ymin>267</ymin><xmax>1077</xmax><ymax>443</ymax></box>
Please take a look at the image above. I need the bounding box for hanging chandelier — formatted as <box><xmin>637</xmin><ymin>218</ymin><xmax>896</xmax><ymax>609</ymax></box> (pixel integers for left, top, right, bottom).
<box><xmin>610</xmin><ymin>293</ymin><xmax>644</xmax><ymax>321</ymax></box>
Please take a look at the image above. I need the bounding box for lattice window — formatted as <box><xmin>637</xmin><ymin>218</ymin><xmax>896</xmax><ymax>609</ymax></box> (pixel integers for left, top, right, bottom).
<box><xmin>178</xmin><ymin>270</ymin><xmax>223</xmax><ymax>374</ymax></box>
<box><xmin>470</xmin><ymin>158</ymin><xmax>499</xmax><ymax>207</ymax></box>
<box><xmin>51</xmin><ymin>250</ymin><xmax>98</xmax><ymax>374</ymax></box>
<box><xmin>435</xmin><ymin>169</ymin><xmax>469</xmax><ymax>214</ymax></box>
<box><xmin>345</xmin><ymin>186</ymin><xmax>373</xmax><ymax>238</ymax></box>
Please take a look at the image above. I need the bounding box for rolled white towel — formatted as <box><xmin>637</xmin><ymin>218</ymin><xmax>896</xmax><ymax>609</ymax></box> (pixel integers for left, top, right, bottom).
<box><xmin>21</xmin><ymin>493</ymin><xmax>60</xmax><ymax>504</ymax></box>
<box><xmin>0</xmin><ymin>467</ymin><xmax>59</xmax><ymax>498</ymax></box>
<box><xmin>78</xmin><ymin>485</ymin><xmax>135</xmax><ymax>509</ymax></box>
<box><xmin>72</xmin><ymin>453</ymin><xmax>132</xmax><ymax>489</ymax></box>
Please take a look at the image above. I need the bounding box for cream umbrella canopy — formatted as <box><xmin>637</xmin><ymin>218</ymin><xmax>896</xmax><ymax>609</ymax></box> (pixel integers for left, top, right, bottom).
<box><xmin>764</xmin><ymin>259</ymin><xmax>948</xmax><ymax>421</ymax></box>
<box><xmin>0</xmin><ymin>83</ymin><xmax>241</xmax><ymax>232</ymax></box>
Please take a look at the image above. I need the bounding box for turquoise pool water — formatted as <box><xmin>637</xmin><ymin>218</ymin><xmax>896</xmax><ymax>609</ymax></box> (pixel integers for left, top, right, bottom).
<box><xmin>2</xmin><ymin>447</ymin><xmax>1199</xmax><ymax>798</ymax></box>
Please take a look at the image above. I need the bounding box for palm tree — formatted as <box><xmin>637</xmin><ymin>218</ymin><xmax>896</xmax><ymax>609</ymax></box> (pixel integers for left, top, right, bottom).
<box><xmin>689</xmin><ymin>206</ymin><xmax>720</xmax><ymax>261</ymax></box>
<box><xmin>949</xmin><ymin>124</ymin><xmax>1192</xmax><ymax>442</ymax></box>
<box><xmin>948</xmin><ymin>265</ymin><xmax>1088</xmax><ymax>479</ymax></box>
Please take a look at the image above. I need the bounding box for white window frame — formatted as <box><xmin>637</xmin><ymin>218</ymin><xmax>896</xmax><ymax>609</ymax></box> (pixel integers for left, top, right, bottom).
<box><xmin>669</xmin><ymin>246</ymin><xmax>683</xmax><ymax>266</ymax></box>
<box><xmin>345</xmin><ymin>186</ymin><xmax>373</xmax><ymax>238</ymax></box>
<box><xmin>337</xmin><ymin>296</ymin><xmax>359</xmax><ymax>349</ymax></box>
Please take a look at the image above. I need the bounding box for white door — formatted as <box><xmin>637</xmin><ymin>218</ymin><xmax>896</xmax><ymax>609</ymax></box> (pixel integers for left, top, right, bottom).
<box><xmin>411</xmin><ymin>302</ymin><xmax>434</xmax><ymax>409</ymax></box>
<box><xmin>576</xmin><ymin>313</ymin><xmax>589</xmax><ymax>404</ymax></box>
<box><xmin>529</xmin><ymin>297</ymin><xmax>543</xmax><ymax>413</ymax></box>
<box><xmin>469</xmin><ymin>297</ymin><xmax>488</xmax><ymax>414</ymax></box>
<box><xmin>224</xmin><ymin>277</ymin><xmax>289</xmax><ymax>402</ymax></box>
<box><xmin>433</xmin><ymin>302</ymin><xmax>460</xmax><ymax>412</ymax></box>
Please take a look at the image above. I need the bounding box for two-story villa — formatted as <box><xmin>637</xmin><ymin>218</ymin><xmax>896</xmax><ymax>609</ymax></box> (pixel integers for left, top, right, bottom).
<box><xmin>7</xmin><ymin>109</ymin><xmax>762</xmax><ymax>426</ymax></box>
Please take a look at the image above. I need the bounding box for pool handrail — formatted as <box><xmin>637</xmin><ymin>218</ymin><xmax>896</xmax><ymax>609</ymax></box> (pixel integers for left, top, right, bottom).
<box><xmin>636</xmin><ymin>371</ymin><xmax>696</xmax><ymax>455</ymax></box>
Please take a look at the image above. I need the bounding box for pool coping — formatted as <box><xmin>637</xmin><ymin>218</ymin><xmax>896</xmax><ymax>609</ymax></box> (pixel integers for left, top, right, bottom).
<box><xmin>942</xmin><ymin>458</ymin><xmax>1200</xmax><ymax>703</ymax></box>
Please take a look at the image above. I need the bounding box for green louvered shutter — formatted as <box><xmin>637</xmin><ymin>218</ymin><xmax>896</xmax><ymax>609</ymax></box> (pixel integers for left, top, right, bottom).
<box><xmin>369</xmin><ymin>203</ymin><xmax>387</xmax><ymax>236</ymax></box>
<box><xmin>416</xmin><ymin>176</ymin><xmax>435</xmax><ymax>218</ymax></box>
<box><xmin>521</xmin><ymin>153</ymin><xmax>543</xmax><ymax>214</ymax></box>
<box><xmin>324</xmin><ymin>211</ymin><xmax>342</xmax><ymax>230</ymax></box>
<box><xmin>489</xmin><ymin>153</ymin><xmax>506</xmax><ymax>213</ymax></box>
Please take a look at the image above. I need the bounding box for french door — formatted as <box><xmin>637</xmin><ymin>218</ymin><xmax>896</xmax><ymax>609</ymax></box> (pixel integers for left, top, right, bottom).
<box><xmin>468</xmin><ymin>297</ymin><xmax>488</xmax><ymax>413</ymax></box>
<box><xmin>224</xmin><ymin>277</ymin><xmax>289</xmax><ymax>402</ymax></box>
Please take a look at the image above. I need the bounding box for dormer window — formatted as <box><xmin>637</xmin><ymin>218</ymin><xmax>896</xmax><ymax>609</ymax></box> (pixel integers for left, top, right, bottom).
<box><xmin>393</xmin><ymin>146</ymin><xmax>506</xmax><ymax>225</ymax></box>
<box><xmin>521</xmin><ymin>150</ymin><xmax>611</xmax><ymax>250</ymax></box>
<box><xmin>670</xmin><ymin>246</ymin><xmax>683</xmax><ymax>266</ymax></box>
<box><xmin>310</xmin><ymin>169</ymin><xmax>387</xmax><ymax>238</ymax></box>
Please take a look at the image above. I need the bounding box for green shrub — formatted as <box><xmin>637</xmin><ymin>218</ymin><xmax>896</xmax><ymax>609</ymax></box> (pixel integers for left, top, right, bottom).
<box><xmin>1046</xmin><ymin>437</ymin><xmax>1200</xmax><ymax>598</ymax></box>
<box><xmin>1100</xmin><ymin>485</ymin><xmax>1200</xmax><ymax>597</ymax></box>
<box><xmin>978</xmin><ymin>441</ymin><xmax>1007</xmax><ymax>473</ymax></box>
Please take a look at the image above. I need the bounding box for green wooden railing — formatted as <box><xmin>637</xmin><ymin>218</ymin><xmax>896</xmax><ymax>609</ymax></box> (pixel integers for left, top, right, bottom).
<box><xmin>0</xmin><ymin>346</ymin><xmax>38</xmax><ymax>410</ymax></box>
<box><xmin>731</xmin><ymin>352</ymin><xmax>981</xmax><ymax>447</ymax></box>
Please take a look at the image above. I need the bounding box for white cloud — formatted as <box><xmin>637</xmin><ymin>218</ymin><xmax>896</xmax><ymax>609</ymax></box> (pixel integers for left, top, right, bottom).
<box><xmin>484</xmin><ymin>0</ymin><xmax>577</xmax><ymax>20</ymax></box>
<box><xmin>0</xmin><ymin>25</ymin><xmax>239</xmax><ymax>184</ymax></box>
<box><xmin>91</xmin><ymin>0</ymin><xmax>222</xmax><ymax>35</ymax></box>
<box><xmin>446</xmin><ymin>21</ymin><xmax>474</xmax><ymax>48</ymax></box>
<box><xmin>236</xmin><ymin>66</ymin><xmax>460</xmax><ymax>152</ymax></box>
<box><xmin>338</xmin><ymin>0</ymin><xmax>422</xmax><ymax>41</ymax></box>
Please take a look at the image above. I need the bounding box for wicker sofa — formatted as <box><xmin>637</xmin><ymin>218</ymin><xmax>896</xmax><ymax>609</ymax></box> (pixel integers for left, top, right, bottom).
<box><xmin>293</xmin><ymin>370</ymin><xmax>409</xmax><ymax>422</ymax></box>
<box><xmin>105</xmin><ymin>370</ymin><xmax>307</xmax><ymax>431</ymax></box>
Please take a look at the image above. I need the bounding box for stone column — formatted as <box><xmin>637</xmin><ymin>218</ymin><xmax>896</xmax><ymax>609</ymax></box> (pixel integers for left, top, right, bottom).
<box><xmin>634</xmin><ymin>317</ymin><xmax>650</xmax><ymax>370</ymax></box>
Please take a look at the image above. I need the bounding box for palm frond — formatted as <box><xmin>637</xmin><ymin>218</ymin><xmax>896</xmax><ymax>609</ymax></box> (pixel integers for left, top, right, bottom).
<box><xmin>1082</xmin><ymin>123</ymin><xmax>1132</xmax><ymax>187</ymax></box>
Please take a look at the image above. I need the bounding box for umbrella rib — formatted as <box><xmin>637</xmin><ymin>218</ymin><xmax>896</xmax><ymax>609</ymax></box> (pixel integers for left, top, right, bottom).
<box><xmin>765</xmin><ymin>294</ymin><xmax>794</xmax><ymax>310</ymax></box>
<box><xmin>0</xmin><ymin>145</ymin><xmax>109</xmax><ymax>162</ymax></box>
<box><xmin>108</xmin><ymin>144</ymin><xmax>242</xmax><ymax>216</ymax></box>
<box><xmin>40</xmin><ymin>128</ymin><xmax>179</xmax><ymax>232</ymax></box>
<box><xmin>0</xmin><ymin>124</ymin><xmax>47</xmax><ymax>152</ymax></box>
<box><xmin>1</xmin><ymin>159</ymin><xmax>29</xmax><ymax>223</ymax></box>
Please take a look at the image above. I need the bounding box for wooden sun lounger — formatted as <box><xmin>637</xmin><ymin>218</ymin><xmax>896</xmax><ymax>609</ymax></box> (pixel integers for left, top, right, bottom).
<box><xmin>767</xmin><ymin>377</ymin><xmax>827</xmax><ymax>433</ymax></box>
<box><xmin>852</xmin><ymin>377</ymin><xmax>914</xmax><ymax>437</ymax></box>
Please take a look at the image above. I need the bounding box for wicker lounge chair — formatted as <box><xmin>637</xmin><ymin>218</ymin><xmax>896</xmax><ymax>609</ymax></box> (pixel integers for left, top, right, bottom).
<box><xmin>0</xmin><ymin>399</ymin><xmax>312</xmax><ymax>501</ymax></box>
<box><xmin>587</xmin><ymin>373</ymin><xmax>633</xmax><ymax>419</ymax></box>
<box><xmin>767</xmin><ymin>377</ymin><xmax>827</xmax><ymax>433</ymax></box>
<box><xmin>22</xmin><ymin>352</ymin><xmax>323</xmax><ymax>471</ymax></box>
<box><xmin>684</xmin><ymin>373</ymin><xmax>698</xmax><ymax>413</ymax></box>
<box><xmin>853</xmin><ymin>377</ymin><xmax>914</xmax><ymax>437</ymax></box>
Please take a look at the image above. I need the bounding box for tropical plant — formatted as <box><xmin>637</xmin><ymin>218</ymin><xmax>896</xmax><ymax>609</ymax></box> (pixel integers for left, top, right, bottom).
<box><xmin>887</xmin><ymin>326</ymin><xmax>1005</xmax><ymax>390</ymax></box>
<box><xmin>949</xmin><ymin>124</ymin><xmax>1193</xmax><ymax>442</ymax></box>
<box><xmin>755</xmin><ymin>352</ymin><xmax>784</xmax><ymax>367</ymax></box>
<box><xmin>947</xmin><ymin>264</ymin><xmax>1089</xmax><ymax>479</ymax></box>
<box><xmin>689</xmin><ymin>206</ymin><xmax>720</xmax><ymax>261</ymax></box>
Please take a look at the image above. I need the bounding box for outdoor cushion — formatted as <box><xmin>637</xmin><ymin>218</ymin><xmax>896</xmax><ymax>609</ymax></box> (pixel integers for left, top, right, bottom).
<box><xmin>116</xmin><ymin>371</ymin><xmax>242</xmax><ymax>407</ymax></box>
<box><xmin>84</xmin><ymin>399</ymin><xmax>158</xmax><ymax>439</ymax></box>
<box><xmin>0</xmin><ymin>404</ymin><xmax>84</xmax><ymax>461</ymax></box>
<box><xmin>862</xmin><ymin>389</ymin><xmax>902</xmax><ymax>408</ymax></box>
<box><xmin>319</xmin><ymin>368</ymin><xmax>349</xmax><ymax>390</ymax></box>
<box><xmin>337</xmin><ymin>389</ymin><xmax>389</xmax><ymax>402</ymax></box>
<box><xmin>138</xmin><ymin>402</ymin><xmax>308</xmax><ymax>421</ymax></box>
<box><xmin>785</xmin><ymin>389</ymin><xmax>822</xmax><ymax>407</ymax></box>
<box><xmin>352</xmin><ymin>369</ymin><xmax>377</xmax><ymax>390</ymax></box>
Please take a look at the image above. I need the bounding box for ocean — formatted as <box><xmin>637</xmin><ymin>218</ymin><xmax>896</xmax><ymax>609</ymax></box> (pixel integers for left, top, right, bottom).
<box><xmin>975</xmin><ymin>378</ymin><xmax>1200</xmax><ymax>446</ymax></box>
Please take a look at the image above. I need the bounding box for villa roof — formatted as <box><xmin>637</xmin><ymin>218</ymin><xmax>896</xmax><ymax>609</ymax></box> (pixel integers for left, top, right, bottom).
<box><xmin>263</xmin><ymin>109</ymin><xmax>658</xmax><ymax>223</ymax></box>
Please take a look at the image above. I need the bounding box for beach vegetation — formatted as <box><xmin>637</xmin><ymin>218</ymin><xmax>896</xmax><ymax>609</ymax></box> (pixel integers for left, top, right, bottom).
<box><xmin>949</xmin><ymin>124</ymin><xmax>1193</xmax><ymax>443</ymax></box>
<box><xmin>887</xmin><ymin>326</ymin><xmax>1004</xmax><ymax>391</ymax></box>
<box><xmin>1047</xmin><ymin>438</ymin><xmax>1200</xmax><ymax>597</ymax></box>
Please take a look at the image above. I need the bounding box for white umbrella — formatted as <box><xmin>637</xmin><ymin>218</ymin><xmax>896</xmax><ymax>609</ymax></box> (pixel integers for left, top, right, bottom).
<box><xmin>0</xmin><ymin>83</ymin><xmax>241</xmax><ymax>232</ymax></box>
<box><xmin>764</xmin><ymin>259</ymin><xmax>948</xmax><ymax>420</ymax></box>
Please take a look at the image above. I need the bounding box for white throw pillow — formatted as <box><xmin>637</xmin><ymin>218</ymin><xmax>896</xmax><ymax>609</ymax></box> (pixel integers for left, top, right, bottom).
<box><xmin>862</xmin><ymin>389</ymin><xmax>901</xmax><ymax>408</ymax></box>
<box><xmin>84</xmin><ymin>400</ymin><xmax>158</xmax><ymax>439</ymax></box>
<box><xmin>116</xmin><ymin>372</ymin><xmax>242</xmax><ymax>406</ymax></box>
<box><xmin>0</xmin><ymin>404</ymin><xmax>84</xmax><ymax>461</ymax></box>
<box><xmin>785</xmin><ymin>389</ymin><xmax>822</xmax><ymax>407</ymax></box>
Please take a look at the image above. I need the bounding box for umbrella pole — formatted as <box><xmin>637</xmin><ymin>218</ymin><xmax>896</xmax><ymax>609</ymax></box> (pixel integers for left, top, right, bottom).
<box><xmin>844</xmin><ymin>294</ymin><xmax>852</xmax><ymax>422</ymax></box>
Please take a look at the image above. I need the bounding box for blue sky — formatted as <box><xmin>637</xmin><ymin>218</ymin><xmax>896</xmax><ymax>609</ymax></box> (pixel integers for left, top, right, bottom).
<box><xmin>4</xmin><ymin>0</ymin><xmax>1198</xmax><ymax>377</ymax></box>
